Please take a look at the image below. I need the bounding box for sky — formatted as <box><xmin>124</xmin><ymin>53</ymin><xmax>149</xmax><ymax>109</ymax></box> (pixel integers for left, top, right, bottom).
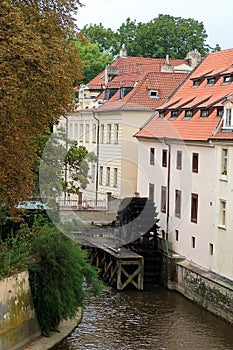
<box><xmin>76</xmin><ymin>0</ymin><xmax>232</xmax><ymax>51</ymax></box>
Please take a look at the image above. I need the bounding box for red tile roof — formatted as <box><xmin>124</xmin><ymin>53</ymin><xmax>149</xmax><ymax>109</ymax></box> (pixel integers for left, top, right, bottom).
<box><xmin>85</xmin><ymin>55</ymin><xmax>189</xmax><ymax>112</ymax></box>
<box><xmin>136</xmin><ymin>49</ymin><xmax>233</xmax><ymax>141</ymax></box>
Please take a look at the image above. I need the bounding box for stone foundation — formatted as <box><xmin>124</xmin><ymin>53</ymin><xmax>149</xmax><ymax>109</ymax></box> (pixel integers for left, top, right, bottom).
<box><xmin>161</xmin><ymin>253</ymin><xmax>233</xmax><ymax>324</ymax></box>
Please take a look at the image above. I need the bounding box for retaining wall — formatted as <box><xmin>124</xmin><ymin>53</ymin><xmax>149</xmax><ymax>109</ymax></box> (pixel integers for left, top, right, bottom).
<box><xmin>161</xmin><ymin>253</ymin><xmax>233</xmax><ymax>324</ymax></box>
<box><xmin>0</xmin><ymin>271</ymin><xmax>40</xmax><ymax>350</ymax></box>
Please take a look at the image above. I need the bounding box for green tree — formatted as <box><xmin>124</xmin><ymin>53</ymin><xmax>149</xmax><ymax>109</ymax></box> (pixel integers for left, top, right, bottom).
<box><xmin>39</xmin><ymin>128</ymin><xmax>97</xmax><ymax>202</ymax></box>
<box><xmin>80</xmin><ymin>15</ymin><xmax>220</xmax><ymax>59</ymax></box>
<box><xmin>75</xmin><ymin>36</ymin><xmax>113</xmax><ymax>83</ymax></box>
<box><xmin>134</xmin><ymin>14</ymin><xmax>210</xmax><ymax>58</ymax></box>
<box><xmin>0</xmin><ymin>0</ymin><xmax>83</xmax><ymax>211</ymax></box>
<box><xmin>80</xmin><ymin>23</ymin><xmax>118</xmax><ymax>55</ymax></box>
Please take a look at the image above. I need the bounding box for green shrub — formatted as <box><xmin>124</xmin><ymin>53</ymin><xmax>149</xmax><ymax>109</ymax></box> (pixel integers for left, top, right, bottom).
<box><xmin>28</xmin><ymin>222</ymin><xmax>104</xmax><ymax>336</ymax></box>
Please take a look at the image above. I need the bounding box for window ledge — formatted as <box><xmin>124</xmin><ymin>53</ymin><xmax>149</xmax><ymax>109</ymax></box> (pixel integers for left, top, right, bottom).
<box><xmin>218</xmin><ymin>225</ymin><xmax>226</xmax><ymax>230</ymax></box>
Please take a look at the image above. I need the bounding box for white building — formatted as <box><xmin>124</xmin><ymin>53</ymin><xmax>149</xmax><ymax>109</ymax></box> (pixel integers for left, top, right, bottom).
<box><xmin>136</xmin><ymin>49</ymin><xmax>233</xmax><ymax>281</ymax></box>
<box><xmin>58</xmin><ymin>48</ymin><xmax>196</xmax><ymax>203</ymax></box>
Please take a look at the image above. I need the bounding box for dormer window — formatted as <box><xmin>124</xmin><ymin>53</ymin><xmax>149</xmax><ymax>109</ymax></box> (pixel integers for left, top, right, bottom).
<box><xmin>149</xmin><ymin>89</ymin><xmax>159</xmax><ymax>98</ymax></box>
<box><xmin>192</xmin><ymin>79</ymin><xmax>201</xmax><ymax>87</ymax></box>
<box><xmin>200</xmin><ymin>109</ymin><xmax>209</xmax><ymax>118</ymax></box>
<box><xmin>158</xmin><ymin>111</ymin><xmax>165</xmax><ymax>120</ymax></box>
<box><xmin>169</xmin><ymin>110</ymin><xmax>178</xmax><ymax>120</ymax></box>
<box><xmin>120</xmin><ymin>86</ymin><xmax>132</xmax><ymax>99</ymax></box>
<box><xmin>105</xmin><ymin>88</ymin><xmax>118</xmax><ymax>100</ymax></box>
<box><xmin>207</xmin><ymin>77</ymin><xmax>215</xmax><ymax>86</ymax></box>
<box><xmin>183</xmin><ymin>110</ymin><xmax>193</xmax><ymax>120</ymax></box>
<box><xmin>225</xmin><ymin>108</ymin><xmax>232</xmax><ymax>127</ymax></box>
<box><xmin>222</xmin><ymin>75</ymin><xmax>232</xmax><ymax>85</ymax></box>
<box><xmin>217</xmin><ymin>107</ymin><xmax>223</xmax><ymax>117</ymax></box>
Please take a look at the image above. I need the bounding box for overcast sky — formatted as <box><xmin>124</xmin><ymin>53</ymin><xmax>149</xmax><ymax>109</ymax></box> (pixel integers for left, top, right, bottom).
<box><xmin>76</xmin><ymin>0</ymin><xmax>232</xmax><ymax>50</ymax></box>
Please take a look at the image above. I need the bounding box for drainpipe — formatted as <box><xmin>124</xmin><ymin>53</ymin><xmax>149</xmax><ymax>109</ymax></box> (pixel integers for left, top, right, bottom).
<box><xmin>164</xmin><ymin>138</ymin><xmax>171</xmax><ymax>241</ymax></box>
<box><xmin>63</xmin><ymin>115</ymin><xmax>68</xmax><ymax>204</ymax></box>
<box><xmin>93</xmin><ymin>111</ymin><xmax>99</xmax><ymax>206</ymax></box>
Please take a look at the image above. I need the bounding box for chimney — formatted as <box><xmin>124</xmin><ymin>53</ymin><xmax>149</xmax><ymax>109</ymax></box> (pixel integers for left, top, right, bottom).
<box><xmin>186</xmin><ymin>50</ymin><xmax>202</xmax><ymax>68</ymax></box>
<box><xmin>120</xmin><ymin>44</ymin><xmax>127</xmax><ymax>58</ymax></box>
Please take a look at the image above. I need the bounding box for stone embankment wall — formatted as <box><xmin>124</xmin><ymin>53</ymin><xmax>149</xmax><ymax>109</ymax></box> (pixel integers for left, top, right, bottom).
<box><xmin>0</xmin><ymin>271</ymin><xmax>40</xmax><ymax>350</ymax></box>
<box><xmin>160</xmin><ymin>251</ymin><xmax>233</xmax><ymax>324</ymax></box>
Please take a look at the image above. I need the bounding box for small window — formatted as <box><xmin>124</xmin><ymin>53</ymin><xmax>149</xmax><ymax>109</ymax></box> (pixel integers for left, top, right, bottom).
<box><xmin>149</xmin><ymin>183</ymin><xmax>154</xmax><ymax>201</ymax></box>
<box><xmin>200</xmin><ymin>109</ymin><xmax>209</xmax><ymax>118</ymax></box>
<box><xmin>191</xmin><ymin>236</ymin><xmax>196</xmax><ymax>248</ymax></box>
<box><xmin>99</xmin><ymin>166</ymin><xmax>103</xmax><ymax>185</ymax></box>
<box><xmin>222</xmin><ymin>76</ymin><xmax>232</xmax><ymax>84</ymax></box>
<box><xmin>191</xmin><ymin>193</ymin><xmax>198</xmax><ymax>223</ymax></box>
<box><xmin>207</xmin><ymin>77</ymin><xmax>215</xmax><ymax>86</ymax></box>
<box><xmin>225</xmin><ymin>108</ymin><xmax>232</xmax><ymax>127</ymax></box>
<box><xmin>176</xmin><ymin>151</ymin><xmax>182</xmax><ymax>170</ymax></box>
<box><xmin>114</xmin><ymin>124</ymin><xmax>119</xmax><ymax>143</ymax></box>
<box><xmin>85</xmin><ymin>124</ymin><xmax>90</xmax><ymax>142</ymax></box>
<box><xmin>192</xmin><ymin>79</ymin><xmax>201</xmax><ymax>87</ymax></box>
<box><xmin>149</xmin><ymin>89</ymin><xmax>159</xmax><ymax>98</ymax></box>
<box><xmin>161</xmin><ymin>186</ymin><xmax>167</xmax><ymax>213</ymax></box>
<box><xmin>192</xmin><ymin>153</ymin><xmax>199</xmax><ymax>173</ymax></box>
<box><xmin>221</xmin><ymin>148</ymin><xmax>228</xmax><ymax>175</ymax></box>
<box><xmin>216</xmin><ymin>107</ymin><xmax>223</xmax><ymax>117</ymax></box>
<box><xmin>169</xmin><ymin>110</ymin><xmax>178</xmax><ymax>120</ymax></box>
<box><xmin>175</xmin><ymin>230</ymin><xmax>179</xmax><ymax>242</ymax></box>
<box><xmin>100</xmin><ymin>124</ymin><xmax>105</xmax><ymax>143</ymax></box>
<box><xmin>113</xmin><ymin>168</ymin><xmax>118</xmax><ymax>187</ymax></box>
<box><xmin>183</xmin><ymin>110</ymin><xmax>193</xmax><ymax>119</ymax></box>
<box><xmin>79</xmin><ymin>124</ymin><xmax>84</xmax><ymax>142</ymax></box>
<box><xmin>106</xmin><ymin>167</ymin><xmax>111</xmax><ymax>186</ymax></box>
<box><xmin>150</xmin><ymin>148</ymin><xmax>155</xmax><ymax>165</ymax></box>
<box><xmin>91</xmin><ymin>164</ymin><xmax>95</xmax><ymax>183</ymax></box>
<box><xmin>219</xmin><ymin>200</ymin><xmax>226</xmax><ymax>226</ymax></box>
<box><xmin>175</xmin><ymin>189</ymin><xmax>182</xmax><ymax>218</ymax></box>
<box><xmin>107</xmin><ymin>124</ymin><xmax>112</xmax><ymax>143</ymax></box>
<box><xmin>158</xmin><ymin>111</ymin><xmax>165</xmax><ymax>120</ymax></box>
<box><xmin>162</xmin><ymin>149</ymin><xmax>167</xmax><ymax>167</ymax></box>
<box><xmin>92</xmin><ymin>124</ymin><xmax>97</xmax><ymax>143</ymax></box>
<box><xmin>120</xmin><ymin>87</ymin><xmax>132</xmax><ymax>99</ymax></box>
<box><xmin>209</xmin><ymin>243</ymin><xmax>214</xmax><ymax>255</ymax></box>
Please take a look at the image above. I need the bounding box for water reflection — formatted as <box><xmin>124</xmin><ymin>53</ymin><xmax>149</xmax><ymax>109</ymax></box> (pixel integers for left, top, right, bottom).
<box><xmin>53</xmin><ymin>286</ymin><xmax>233</xmax><ymax>350</ymax></box>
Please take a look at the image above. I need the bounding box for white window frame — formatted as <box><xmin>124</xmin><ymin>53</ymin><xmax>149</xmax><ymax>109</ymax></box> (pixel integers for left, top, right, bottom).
<box><xmin>219</xmin><ymin>199</ymin><xmax>226</xmax><ymax>228</ymax></box>
<box><xmin>225</xmin><ymin>108</ymin><xmax>232</xmax><ymax>127</ymax></box>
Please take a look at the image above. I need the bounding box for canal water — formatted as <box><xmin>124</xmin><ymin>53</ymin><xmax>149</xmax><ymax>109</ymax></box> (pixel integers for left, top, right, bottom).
<box><xmin>52</xmin><ymin>286</ymin><xmax>233</xmax><ymax>350</ymax></box>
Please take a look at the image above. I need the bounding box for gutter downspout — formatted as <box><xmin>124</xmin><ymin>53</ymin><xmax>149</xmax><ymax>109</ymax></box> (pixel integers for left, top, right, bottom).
<box><xmin>93</xmin><ymin>112</ymin><xmax>99</xmax><ymax>206</ymax></box>
<box><xmin>164</xmin><ymin>138</ymin><xmax>171</xmax><ymax>241</ymax></box>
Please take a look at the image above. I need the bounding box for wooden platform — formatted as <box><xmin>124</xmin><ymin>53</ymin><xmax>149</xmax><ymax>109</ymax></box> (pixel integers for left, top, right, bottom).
<box><xmin>87</xmin><ymin>244</ymin><xmax>144</xmax><ymax>290</ymax></box>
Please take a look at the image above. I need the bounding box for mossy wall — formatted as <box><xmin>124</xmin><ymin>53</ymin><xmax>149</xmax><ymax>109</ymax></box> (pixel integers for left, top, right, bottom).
<box><xmin>0</xmin><ymin>271</ymin><xmax>40</xmax><ymax>350</ymax></box>
<box><xmin>175</xmin><ymin>260</ymin><xmax>233</xmax><ymax>324</ymax></box>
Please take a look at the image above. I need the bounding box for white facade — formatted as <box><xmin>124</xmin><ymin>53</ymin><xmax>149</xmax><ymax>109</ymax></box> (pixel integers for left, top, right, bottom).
<box><xmin>57</xmin><ymin>109</ymin><xmax>154</xmax><ymax>202</ymax></box>
<box><xmin>137</xmin><ymin>137</ymin><xmax>233</xmax><ymax>280</ymax></box>
<box><xmin>212</xmin><ymin>142</ymin><xmax>233</xmax><ymax>280</ymax></box>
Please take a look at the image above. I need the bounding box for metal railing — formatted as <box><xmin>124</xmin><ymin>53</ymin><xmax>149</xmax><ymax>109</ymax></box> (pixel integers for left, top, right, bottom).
<box><xmin>57</xmin><ymin>199</ymin><xmax>107</xmax><ymax>211</ymax></box>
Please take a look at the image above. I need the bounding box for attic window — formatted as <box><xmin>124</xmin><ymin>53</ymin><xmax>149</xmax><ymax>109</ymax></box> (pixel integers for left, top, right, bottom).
<box><xmin>105</xmin><ymin>88</ymin><xmax>118</xmax><ymax>100</ymax></box>
<box><xmin>206</xmin><ymin>77</ymin><xmax>215</xmax><ymax>86</ymax></box>
<box><xmin>216</xmin><ymin>107</ymin><xmax>223</xmax><ymax>117</ymax></box>
<box><xmin>169</xmin><ymin>110</ymin><xmax>178</xmax><ymax>120</ymax></box>
<box><xmin>120</xmin><ymin>87</ymin><xmax>132</xmax><ymax>99</ymax></box>
<box><xmin>149</xmin><ymin>90</ymin><xmax>159</xmax><ymax>98</ymax></box>
<box><xmin>222</xmin><ymin>75</ymin><xmax>232</xmax><ymax>85</ymax></box>
<box><xmin>200</xmin><ymin>109</ymin><xmax>209</xmax><ymax>118</ymax></box>
<box><xmin>224</xmin><ymin>108</ymin><xmax>232</xmax><ymax>128</ymax></box>
<box><xmin>183</xmin><ymin>110</ymin><xmax>193</xmax><ymax>120</ymax></box>
<box><xmin>158</xmin><ymin>111</ymin><xmax>165</xmax><ymax>120</ymax></box>
<box><xmin>192</xmin><ymin>79</ymin><xmax>201</xmax><ymax>87</ymax></box>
